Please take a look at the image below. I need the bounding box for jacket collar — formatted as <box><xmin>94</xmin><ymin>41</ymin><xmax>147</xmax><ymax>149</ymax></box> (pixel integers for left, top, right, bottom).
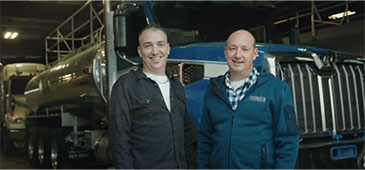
<box><xmin>211</xmin><ymin>65</ymin><xmax>271</xmax><ymax>94</ymax></box>
<box><xmin>135</xmin><ymin>67</ymin><xmax>149</xmax><ymax>80</ymax></box>
<box><xmin>135</xmin><ymin>67</ymin><xmax>179</xmax><ymax>86</ymax></box>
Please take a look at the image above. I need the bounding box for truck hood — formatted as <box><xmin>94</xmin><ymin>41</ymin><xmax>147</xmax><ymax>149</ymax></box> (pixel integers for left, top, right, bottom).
<box><xmin>169</xmin><ymin>42</ymin><xmax>226</xmax><ymax>62</ymax></box>
<box><xmin>168</xmin><ymin>42</ymin><xmax>357</xmax><ymax>62</ymax></box>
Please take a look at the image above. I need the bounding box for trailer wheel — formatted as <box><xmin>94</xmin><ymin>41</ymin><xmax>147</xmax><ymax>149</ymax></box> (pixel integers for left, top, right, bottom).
<box><xmin>1</xmin><ymin>130</ymin><xmax>13</xmax><ymax>154</ymax></box>
<box><xmin>38</xmin><ymin>127</ymin><xmax>53</xmax><ymax>168</ymax></box>
<box><xmin>27</xmin><ymin>127</ymin><xmax>39</xmax><ymax>167</ymax></box>
<box><xmin>50</xmin><ymin>128</ymin><xmax>70</xmax><ymax>169</ymax></box>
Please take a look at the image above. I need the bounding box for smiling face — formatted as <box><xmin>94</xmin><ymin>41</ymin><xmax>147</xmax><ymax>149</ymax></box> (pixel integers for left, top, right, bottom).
<box><xmin>225</xmin><ymin>30</ymin><xmax>258</xmax><ymax>81</ymax></box>
<box><xmin>138</xmin><ymin>28</ymin><xmax>170</xmax><ymax>76</ymax></box>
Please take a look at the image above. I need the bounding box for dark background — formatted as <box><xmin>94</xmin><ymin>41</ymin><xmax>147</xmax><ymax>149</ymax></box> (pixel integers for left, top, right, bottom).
<box><xmin>1</xmin><ymin>1</ymin><xmax>364</xmax><ymax>65</ymax></box>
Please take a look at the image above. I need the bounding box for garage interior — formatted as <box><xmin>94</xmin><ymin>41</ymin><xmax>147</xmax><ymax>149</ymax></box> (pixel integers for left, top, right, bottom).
<box><xmin>0</xmin><ymin>1</ymin><xmax>364</xmax><ymax>169</ymax></box>
<box><xmin>1</xmin><ymin>1</ymin><xmax>364</xmax><ymax>65</ymax></box>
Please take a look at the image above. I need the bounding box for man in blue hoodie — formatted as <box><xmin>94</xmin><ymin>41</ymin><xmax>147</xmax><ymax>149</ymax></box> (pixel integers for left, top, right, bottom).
<box><xmin>197</xmin><ymin>29</ymin><xmax>299</xmax><ymax>169</ymax></box>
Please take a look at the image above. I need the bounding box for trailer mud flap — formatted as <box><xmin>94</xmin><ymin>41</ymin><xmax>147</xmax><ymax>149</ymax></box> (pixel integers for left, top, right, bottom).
<box><xmin>330</xmin><ymin>144</ymin><xmax>357</xmax><ymax>160</ymax></box>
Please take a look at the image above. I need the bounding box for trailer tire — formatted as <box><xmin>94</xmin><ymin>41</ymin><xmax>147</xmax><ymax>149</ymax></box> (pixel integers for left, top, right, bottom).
<box><xmin>50</xmin><ymin>128</ymin><xmax>70</xmax><ymax>169</ymax></box>
<box><xmin>1</xmin><ymin>130</ymin><xmax>12</xmax><ymax>154</ymax></box>
<box><xmin>27</xmin><ymin>127</ymin><xmax>39</xmax><ymax>167</ymax></box>
<box><xmin>38</xmin><ymin>127</ymin><xmax>53</xmax><ymax>168</ymax></box>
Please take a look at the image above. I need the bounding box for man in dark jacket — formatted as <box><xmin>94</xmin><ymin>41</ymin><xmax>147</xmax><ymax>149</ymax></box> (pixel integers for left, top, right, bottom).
<box><xmin>197</xmin><ymin>29</ymin><xmax>299</xmax><ymax>169</ymax></box>
<box><xmin>109</xmin><ymin>24</ymin><xmax>196</xmax><ymax>169</ymax></box>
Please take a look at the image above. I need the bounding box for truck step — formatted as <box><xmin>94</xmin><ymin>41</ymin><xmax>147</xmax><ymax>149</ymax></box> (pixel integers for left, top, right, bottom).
<box><xmin>330</xmin><ymin>144</ymin><xmax>358</xmax><ymax>160</ymax></box>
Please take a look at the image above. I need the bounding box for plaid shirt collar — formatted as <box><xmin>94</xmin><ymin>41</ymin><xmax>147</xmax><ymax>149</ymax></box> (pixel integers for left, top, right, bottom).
<box><xmin>225</xmin><ymin>67</ymin><xmax>260</xmax><ymax>110</ymax></box>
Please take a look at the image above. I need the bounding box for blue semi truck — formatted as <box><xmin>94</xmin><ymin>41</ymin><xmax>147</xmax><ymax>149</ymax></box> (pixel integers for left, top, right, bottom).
<box><xmin>24</xmin><ymin>1</ymin><xmax>364</xmax><ymax>168</ymax></box>
<box><xmin>168</xmin><ymin>42</ymin><xmax>365</xmax><ymax>169</ymax></box>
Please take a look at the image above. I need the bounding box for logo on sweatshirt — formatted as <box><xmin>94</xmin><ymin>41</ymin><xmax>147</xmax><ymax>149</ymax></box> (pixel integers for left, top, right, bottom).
<box><xmin>249</xmin><ymin>95</ymin><xmax>266</xmax><ymax>103</ymax></box>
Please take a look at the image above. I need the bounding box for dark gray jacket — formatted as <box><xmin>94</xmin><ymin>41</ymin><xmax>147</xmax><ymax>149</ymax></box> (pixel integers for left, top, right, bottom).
<box><xmin>109</xmin><ymin>68</ymin><xmax>196</xmax><ymax>169</ymax></box>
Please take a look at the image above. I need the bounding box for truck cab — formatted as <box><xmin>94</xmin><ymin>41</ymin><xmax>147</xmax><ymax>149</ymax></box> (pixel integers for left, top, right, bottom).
<box><xmin>165</xmin><ymin>42</ymin><xmax>365</xmax><ymax>169</ymax></box>
<box><xmin>1</xmin><ymin>63</ymin><xmax>45</xmax><ymax>153</ymax></box>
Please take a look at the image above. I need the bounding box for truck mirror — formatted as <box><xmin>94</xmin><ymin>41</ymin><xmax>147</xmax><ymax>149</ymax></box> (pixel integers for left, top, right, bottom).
<box><xmin>11</xmin><ymin>103</ymin><xmax>15</xmax><ymax>111</ymax></box>
<box><xmin>114</xmin><ymin>13</ymin><xmax>127</xmax><ymax>50</ymax></box>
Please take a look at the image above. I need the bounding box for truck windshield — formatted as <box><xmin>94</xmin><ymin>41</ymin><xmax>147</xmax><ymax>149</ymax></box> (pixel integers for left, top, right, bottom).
<box><xmin>154</xmin><ymin>1</ymin><xmax>279</xmax><ymax>44</ymax></box>
<box><xmin>10</xmin><ymin>76</ymin><xmax>32</xmax><ymax>95</ymax></box>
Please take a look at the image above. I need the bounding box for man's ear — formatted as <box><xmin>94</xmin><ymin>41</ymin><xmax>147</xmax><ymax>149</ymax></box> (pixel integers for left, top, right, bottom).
<box><xmin>253</xmin><ymin>48</ymin><xmax>258</xmax><ymax>60</ymax></box>
<box><xmin>167</xmin><ymin>43</ymin><xmax>170</xmax><ymax>55</ymax></box>
<box><xmin>137</xmin><ymin>46</ymin><xmax>142</xmax><ymax>58</ymax></box>
<box><xmin>224</xmin><ymin>47</ymin><xmax>227</xmax><ymax>58</ymax></box>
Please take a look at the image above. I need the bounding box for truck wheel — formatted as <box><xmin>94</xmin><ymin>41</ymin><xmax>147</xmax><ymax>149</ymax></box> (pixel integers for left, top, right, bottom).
<box><xmin>50</xmin><ymin>128</ymin><xmax>70</xmax><ymax>169</ymax></box>
<box><xmin>311</xmin><ymin>148</ymin><xmax>330</xmax><ymax>168</ymax></box>
<box><xmin>312</xmin><ymin>146</ymin><xmax>357</xmax><ymax>168</ymax></box>
<box><xmin>27</xmin><ymin>127</ymin><xmax>39</xmax><ymax>167</ymax></box>
<box><xmin>357</xmin><ymin>144</ymin><xmax>365</xmax><ymax>169</ymax></box>
<box><xmin>2</xmin><ymin>130</ymin><xmax>13</xmax><ymax>154</ymax></box>
<box><xmin>38</xmin><ymin>127</ymin><xmax>53</xmax><ymax>168</ymax></box>
<box><xmin>296</xmin><ymin>148</ymin><xmax>312</xmax><ymax>168</ymax></box>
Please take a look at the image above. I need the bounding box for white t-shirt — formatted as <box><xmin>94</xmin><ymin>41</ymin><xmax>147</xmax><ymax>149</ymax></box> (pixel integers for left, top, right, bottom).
<box><xmin>230</xmin><ymin>79</ymin><xmax>246</xmax><ymax>91</ymax></box>
<box><xmin>144</xmin><ymin>72</ymin><xmax>171</xmax><ymax>112</ymax></box>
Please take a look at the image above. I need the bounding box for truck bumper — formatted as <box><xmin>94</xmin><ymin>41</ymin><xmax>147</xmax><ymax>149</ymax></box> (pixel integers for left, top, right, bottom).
<box><xmin>8</xmin><ymin>129</ymin><xmax>26</xmax><ymax>140</ymax></box>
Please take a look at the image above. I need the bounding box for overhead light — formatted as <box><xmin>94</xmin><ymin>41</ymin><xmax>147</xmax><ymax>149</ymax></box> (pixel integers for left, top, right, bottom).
<box><xmin>10</xmin><ymin>32</ymin><xmax>18</xmax><ymax>39</ymax></box>
<box><xmin>3</xmin><ymin>32</ymin><xmax>19</xmax><ymax>39</ymax></box>
<box><xmin>4</xmin><ymin>32</ymin><xmax>12</xmax><ymax>39</ymax></box>
<box><xmin>328</xmin><ymin>11</ymin><xmax>356</xmax><ymax>20</ymax></box>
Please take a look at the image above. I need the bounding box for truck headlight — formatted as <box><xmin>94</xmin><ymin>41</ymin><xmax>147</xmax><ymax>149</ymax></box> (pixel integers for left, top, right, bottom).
<box><xmin>11</xmin><ymin>117</ymin><xmax>24</xmax><ymax>123</ymax></box>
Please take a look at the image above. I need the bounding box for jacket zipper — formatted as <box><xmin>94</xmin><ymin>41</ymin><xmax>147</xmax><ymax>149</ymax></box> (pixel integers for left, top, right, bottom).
<box><xmin>168</xmin><ymin>85</ymin><xmax>178</xmax><ymax>168</ymax></box>
<box><xmin>168</xmin><ymin>112</ymin><xmax>178</xmax><ymax>168</ymax></box>
<box><xmin>260</xmin><ymin>144</ymin><xmax>267</xmax><ymax>169</ymax></box>
<box><xmin>228</xmin><ymin>111</ymin><xmax>235</xmax><ymax>168</ymax></box>
<box><xmin>209</xmin><ymin>73</ymin><xmax>270</xmax><ymax>168</ymax></box>
<box><xmin>210</xmin><ymin>79</ymin><xmax>236</xmax><ymax>168</ymax></box>
<box><xmin>213</xmin><ymin>92</ymin><xmax>235</xmax><ymax>168</ymax></box>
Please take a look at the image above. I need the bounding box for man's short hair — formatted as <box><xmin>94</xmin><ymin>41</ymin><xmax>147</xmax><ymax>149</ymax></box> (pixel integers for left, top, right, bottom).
<box><xmin>138</xmin><ymin>24</ymin><xmax>168</xmax><ymax>43</ymax></box>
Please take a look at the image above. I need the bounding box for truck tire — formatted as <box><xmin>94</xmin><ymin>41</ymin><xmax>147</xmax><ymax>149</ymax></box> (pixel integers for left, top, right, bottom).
<box><xmin>312</xmin><ymin>146</ymin><xmax>357</xmax><ymax>168</ymax></box>
<box><xmin>27</xmin><ymin>127</ymin><xmax>39</xmax><ymax>167</ymax></box>
<box><xmin>296</xmin><ymin>148</ymin><xmax>312</xmax><ymax>168</ymax></box>
<box><xmin>1</xmin><ymin>130</ymin><xmax>13</xmax><ymax>154</ymax></box>
<box><xmin>50</xmin><ymin>128</ymin><xmax>70</xmax><ymax>169</ymax></box>
<box><xmin>357</xmin><ymin>144</ymin><xmax>365</xmax><ymax>169</ymax></box>
<box><xmin>38</xmin><ymin>127</ymin><xmax>53</xmax><ymax>168</ymax></box>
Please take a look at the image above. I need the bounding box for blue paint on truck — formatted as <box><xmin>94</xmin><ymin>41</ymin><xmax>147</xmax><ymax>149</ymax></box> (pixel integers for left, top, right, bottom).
<box><xmin>168</xmin><ymin>42</ymin><xmax>358</xmax><ymax>129</ymax></box>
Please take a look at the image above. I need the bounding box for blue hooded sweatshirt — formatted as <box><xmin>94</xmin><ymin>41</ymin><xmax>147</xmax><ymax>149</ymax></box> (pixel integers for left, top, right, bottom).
<box><xmin>197</xmin><ymin>66</ymin><xmax>299</xmax><ymax>169</ymax></box>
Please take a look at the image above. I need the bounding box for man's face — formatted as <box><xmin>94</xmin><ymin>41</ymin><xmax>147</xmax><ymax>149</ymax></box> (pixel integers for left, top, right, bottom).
<box><xmin>225</xmin><ymin>31</ymin><xmax>258</xmax><ymax>79</ymax></box>
<box><xmin>138</xmin><ymin>29</ymin><xmax>170</xmax><ymax>75</ymax></box>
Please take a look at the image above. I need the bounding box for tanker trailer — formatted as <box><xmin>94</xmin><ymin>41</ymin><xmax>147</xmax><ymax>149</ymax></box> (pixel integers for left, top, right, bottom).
<box><xmin>0</xmin><ymin>63</ymin><xmax>4</xmax><ymax>148</ymax></box>
<box><xmin>24</xmin><ymin>43</ymin><xmax>137</xmax><ymax>168</ymax></box>
<box><xmin>0</xmin><ymin>63</ymin><xmax>3</xmax><ymax>128</ymax></box>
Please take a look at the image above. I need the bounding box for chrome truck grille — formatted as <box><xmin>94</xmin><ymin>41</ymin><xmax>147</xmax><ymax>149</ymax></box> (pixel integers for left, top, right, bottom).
<box><xmin>278</xmin><ymin>62</ymin><xmax>365</xmax><ymax>138</ymax></box>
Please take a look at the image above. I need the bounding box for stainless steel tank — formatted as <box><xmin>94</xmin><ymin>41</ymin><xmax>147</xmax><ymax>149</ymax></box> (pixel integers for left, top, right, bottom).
<box><xmin>0</xmin><ymin>63</ymin><xmax>4</xmax><ymax>122</ymax></box>
<box><xmin>24</xmin><ymin>43</ymin><xmax>108</xmax><ymax>125</ymax></box>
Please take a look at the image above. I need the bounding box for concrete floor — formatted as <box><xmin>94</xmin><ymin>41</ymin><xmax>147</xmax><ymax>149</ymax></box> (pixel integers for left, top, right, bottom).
<box><xmin>0</xmin><ymin>147</ymin><xmax>33</xmax><ymax>169</ymax></box>
<box><xmin>0</xmin><ymin>145</ymin><xmax>107</xmax><ymax>169</ymax></box>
